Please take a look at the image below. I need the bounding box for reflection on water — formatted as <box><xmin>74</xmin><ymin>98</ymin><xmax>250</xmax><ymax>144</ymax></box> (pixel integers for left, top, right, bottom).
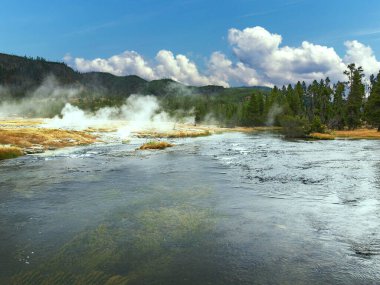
<box><xmin>1</xmin><ymin>132</ymin><xmax>380</xmax><ymax>284</ymax></box>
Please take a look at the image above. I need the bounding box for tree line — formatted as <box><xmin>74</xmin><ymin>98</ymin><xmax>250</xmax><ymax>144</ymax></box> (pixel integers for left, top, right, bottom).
<box><xmin>164</xmin><ymin>63</ymin><xmax>380</xmax><ymax>135</ymax></box>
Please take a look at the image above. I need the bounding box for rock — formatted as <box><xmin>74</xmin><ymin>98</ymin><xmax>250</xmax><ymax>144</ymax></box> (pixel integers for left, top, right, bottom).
<box><xmin>24</xmin><ymin>145</ymin><xmax>45</xmax><ymax>154</ymax></box>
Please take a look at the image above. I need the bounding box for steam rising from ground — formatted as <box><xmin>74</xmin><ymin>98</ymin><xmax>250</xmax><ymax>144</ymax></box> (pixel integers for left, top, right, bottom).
<box><xmin>45</xmin><ymin>95</ymin><xmax>195</xmax><ymax>138</ymax></box>
<box><xmin>0</xmin><ymin>77</ymin><xmax>195</xmax><ymax>139</ymax></box>
<box><xmin>266</xmin><ymin>104</ymin><xmax>283</xmax><ymax>126</ymax></box>
<box><xmin>0</xmin><ymin>77</ymin><xmax>80</xmax><ymax>117</ymax></box>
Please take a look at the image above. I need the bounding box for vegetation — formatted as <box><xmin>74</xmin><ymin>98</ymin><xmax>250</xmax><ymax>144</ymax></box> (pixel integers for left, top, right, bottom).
<box><xmin>8</xmin><ymin>186</ymin><xmax>216</xmax><ymax>285</ymax></box>
<box><xmin>0</xmin><ymin>52</ymin><xmax>267</xmax><ymax>101</ymax></box>
<box><xmin>0</xmin><ymin>53</ymin><xmax>80</xmax><ymax>98</ymax></box>
<box><xmin>280</xmin><ymin>116</ymin><xmax>310</xmax><ymax>138</ymax></box>
<box><xmin>160</xmin><ymin>64</ymin><xmax>380</xmax><ymax>138</ymax></box>
<box><xmin>310</xmin><ymin>129</ymin><xmax>380</xmax><ymax>140</ymax></box>
<box><xmin>2</xmin><ymin>52</ymin><xmax>380</xmax><ymax>138</ymax></box>
<box><xmin>137</xmin><ymin>129</ymin><xmax>211</xmax><ymax>139</ymax></box>
<box><xmin>0</xmin><ymin>128</ymin><xmax>95</xmax><ymax>148</ymax></box>
<box><xmin>0</xmin><ymin>119</ymin><xmax>43</xmax><ymax>126</ymax></box>
<box><xmin>166</xmin><ymin>130</ymin><xmax>211</xmax><ymax>138</ymax></box>
<box><xmin>366</xmin><ymin>72</ymin><xmax>380</xmax><ymax>131</ymax></box>
<box><xmin>139</xmin><ymin>140</ymin><xmax>173</xmax><ymax>150</ymax></box>
<box><xmin>309</xmin><ymin>132</ymin><xmax>335</xmax><ymax>140</ymax></box>
<box><xmin>0</xmin><ymin>119</ymin><xmax>97</xmax><ymax>159</ymax></box>
<box><xmin>345</xmin><ymin>64</ymin><xmax>365</xmax><ymax>129</ymax></box>
<box><xmin>0</xmin><ymin>146</ymin><xmax>23</xmax><ymax>160</ymax></box>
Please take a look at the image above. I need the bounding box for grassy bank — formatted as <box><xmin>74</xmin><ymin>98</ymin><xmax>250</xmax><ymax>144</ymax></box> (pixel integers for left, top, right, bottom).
<box><xmin>310</xmin><ymin>128</ymin><xmax>380</xmax><ymax>140</ymax></box>
<box><xmin>0</xmin><ymin>128</ymin><xmax>96</xmax><ymax>148</ymax></box>
<box><xmin>137</xmin><ymin>129</ymin><xmax>211</xmax><ymax>139</ymax></box>
<box><xmin>136</xmin><ymin>125</ymin><xmax>280</xmax><ymax>139</ymax></box>
<box><xmin>0</xmin><ymin>123</ymin><xmax>96</xmax><ymax>160</ymax></box>
<box><xmin>0</xmin><ymin>146</ymin><xmax>24</xmax><ymax>160</ymax></box>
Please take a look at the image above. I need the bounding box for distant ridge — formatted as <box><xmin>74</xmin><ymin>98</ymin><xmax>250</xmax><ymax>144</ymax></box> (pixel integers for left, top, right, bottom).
<box><xmin>0</xmin><ymin>52</ymin><xmax>270</xmax><ymax>98</ymax></box>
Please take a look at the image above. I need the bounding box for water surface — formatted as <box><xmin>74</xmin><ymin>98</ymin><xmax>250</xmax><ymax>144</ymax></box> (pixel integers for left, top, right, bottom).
<box><xmin>1</xmin><ymin>132</ymin><xmax>380</xmax><ymax>284</ymax></box>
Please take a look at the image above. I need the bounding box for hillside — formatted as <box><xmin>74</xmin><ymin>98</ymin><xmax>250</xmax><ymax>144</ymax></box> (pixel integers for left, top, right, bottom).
<box><xmin>0</xmin><ymin>53</ymin><xmax>80</xmax><ymax>97</ymax></box>
<box><xmin>0</xmin><ymin>52</ymin><xmax>270</xmax><ymax>100</ymax></box>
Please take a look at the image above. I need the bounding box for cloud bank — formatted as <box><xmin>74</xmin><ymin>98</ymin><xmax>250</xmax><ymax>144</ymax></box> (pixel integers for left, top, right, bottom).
<box><xmin>65</xmin><ymin>26</ymin><xmax>380</xmax><ymax>87</ymax></box>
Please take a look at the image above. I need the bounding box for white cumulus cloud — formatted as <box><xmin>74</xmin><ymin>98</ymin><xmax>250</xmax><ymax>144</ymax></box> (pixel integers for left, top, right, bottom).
<box><xmin>208</xmin><ymin>51</ymin><xmax>268</xmax><ymax>87</ymax></box>
<box><xmin>344</xmin><ymin>40</ymin><xmax>380</xmax><ymax>77</ymax></box>
<box><xmin>72</xmin><ymin>51</ymin><xmax>156</xmax><ymax>80</ymax></box>
<box><xmin>155</xmin><ymin>50</ymin><xmax>212</xmax><ymax>86</ymax></box>
<box><xmin>69</xmin><ymin>49</ymin><xmax>225</xmax><ymax>86</ymax></box>
<box><xmin>228</xmin><ymin>26</ymin><xmax>347</xmax><ymax>84</ymax></box>
<box><xmin>65</xmin><ymin>26</ymin><xmax>380</xmax><ymax>87</ymax></box>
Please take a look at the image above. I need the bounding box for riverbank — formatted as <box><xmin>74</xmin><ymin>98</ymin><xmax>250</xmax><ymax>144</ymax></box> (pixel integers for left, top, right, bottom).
<box><xmin>0</xmin><ymin>118</ymin><xmax>280</xmax><ymax>160</ymax></box>
<box><xmin>310</xmin><ymin>128</ymin><xmax>380</xmax><ymax>140</ymax></box>
<box><xmin>0</xmin><ymin>118</ymin><xmax>96</xmax><ymax>159</ymax></box>
<box><xmin>7</xmin><ymin>117</ymin><xmax>379</xmax><ymax>160</ymax></box>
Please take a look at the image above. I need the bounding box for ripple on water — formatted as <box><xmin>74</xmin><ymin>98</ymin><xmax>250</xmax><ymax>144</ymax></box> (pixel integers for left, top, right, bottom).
<box><xmin>1</xmin><ymin>132</ymin><xmax>380</xmax><ymax>284</ymax></box>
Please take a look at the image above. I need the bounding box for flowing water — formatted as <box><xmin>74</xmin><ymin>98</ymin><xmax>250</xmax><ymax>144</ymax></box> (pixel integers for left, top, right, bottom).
<box><xmin>1</xmin><ymin>132</ymin><xmax>380</xmax><ymax>284</ymax></box>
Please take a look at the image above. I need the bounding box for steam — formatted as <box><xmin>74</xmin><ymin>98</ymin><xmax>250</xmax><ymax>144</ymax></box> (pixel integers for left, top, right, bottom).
<box><xmin>166</xmin><ymin>81</ymin><xmax>194</xmax><ymax>96</ymax></box>
<box><xmin>0</xmin><ymin>85</ymin><xmax>9</xmax><ymax>98</ymax></box>
<box><xmin>45</xmin><ymin>103</ymin><xmax>113</xmax><ymax>130</ymax></box>
<box><xmin>0</xmin><ymin>77</ymin><xmax>81</xmax><ymax>117</ymax></box>
<box><xmin>0</xmin><ymin>76</ymin><xmax>199</xmax><ymax>140</ymax></box>
<box><xmin>266</xmin><ymin>104</ymin><xmax>283</xmax><ymax>126</ymax></box>
<box><xmin>45</xmin><ymin>95</ymin><xmax>195</xmax><ymax>138</ymax></box>
<box><xmin>202</xmin><ymin>113</ymin><xmax>220</xmax><ymax>126</ymax></box>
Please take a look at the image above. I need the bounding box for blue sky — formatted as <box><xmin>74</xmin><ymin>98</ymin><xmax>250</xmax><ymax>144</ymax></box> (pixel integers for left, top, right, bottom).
<box><xmin>2</xmin><ymin>0</ymin><xmax>380</xmax><ymax>86</ymax></box>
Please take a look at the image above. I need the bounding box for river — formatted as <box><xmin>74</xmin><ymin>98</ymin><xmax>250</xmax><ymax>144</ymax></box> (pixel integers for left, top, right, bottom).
<box><xmin>1</xmin><ymin>132</ymin><xmax>380</xmax><ymax>284</ymax></box>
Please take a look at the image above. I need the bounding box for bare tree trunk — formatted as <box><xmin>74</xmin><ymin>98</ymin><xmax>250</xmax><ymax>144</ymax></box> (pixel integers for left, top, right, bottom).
<box><xmin>378</xmin><ymin>125</ymin><xmax>380</xmax><ymax>132</ymax></box>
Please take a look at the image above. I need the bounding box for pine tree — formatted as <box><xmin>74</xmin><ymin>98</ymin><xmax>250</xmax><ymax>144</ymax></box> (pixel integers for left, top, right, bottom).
<box><xmin>308</xmin><ymin>80</ymin><xmax>320</xmax><ymax>119</ymax></box>
<box><xmin>257</xmin><ymin>92</ymin><xmax>265</xmax><ymax>118</ymax></box>
<box><xmin>330</xmin><ymin>82</ymin><xmax>346</xmax><ymax>129</ymax></box>
<box><xmin>294</xmin><ymin>81</ymin><xmax>305</xmax><ymax>116</ymax></box>
<box><xmin>286</xmin><ymin>83</ymin><xmax>303</xmax><ymax>116</ymax></box>
<box><xmin>345</xmin><ymin>64</ymin><xmax>365</xmax><ymax>129</ymax></box>
<box><xmin>246</xmin><ymin>93</ymin><xmax>264</xmax><ymax>126</ymax></box>
<box><xmin>319</xmin><ymin>77</ymin><xmax>333</xmax><ymax>124</ymax></box>
<box><xmin>365</xmin><ymin>72</ymin><xmax>380</xmax><ymax>131</ymax></box>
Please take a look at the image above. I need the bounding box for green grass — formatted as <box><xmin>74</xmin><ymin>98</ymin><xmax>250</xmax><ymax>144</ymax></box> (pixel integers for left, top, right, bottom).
<box><xmin>0</xmin><ymin>146</ymin><xmax>23</xmax><ymax>160</ymax></box>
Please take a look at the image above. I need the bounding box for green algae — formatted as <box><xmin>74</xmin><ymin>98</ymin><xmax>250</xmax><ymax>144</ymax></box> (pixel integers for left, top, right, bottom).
<box><xmin>9</xmin><ymin>186</ymin><xmax>218</xmax><ymax>284</ymax></box>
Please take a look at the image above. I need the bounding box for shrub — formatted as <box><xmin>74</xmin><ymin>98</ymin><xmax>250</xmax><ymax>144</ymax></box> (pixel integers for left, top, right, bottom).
<box><xmin>279</xmin><ymin>115</ymin><xmax>310</xmax><ymax>138</ymax></box>
<box><xmin>310</xmin><ymin>117</ymin><xmax>327</xmax><ymax>133</ymax></box>
<box><xmin>139</xmin><ymin>141</ymin><xmax>173</xmax><ymax>150</ymax></box>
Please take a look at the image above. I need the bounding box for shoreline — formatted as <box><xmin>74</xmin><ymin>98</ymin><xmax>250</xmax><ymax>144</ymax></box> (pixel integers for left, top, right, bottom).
<box><xmin>2</xmin><ymin>117</ymin><xmax>379</xmax><ymax>160</ymax></box>
<box><xmin>310</xmin><ymin>129</ymin><xmax>380</xmax><ymax>140</ymax></box>
<box><xmin>0</xmin><ymin>118</ymin><xmax>97</xmax><ymax>160</ymax></box>
<box><xmin>0</xmin><ymin>118</ymin><xmax>279</xmax><ymax>160</ymax></box>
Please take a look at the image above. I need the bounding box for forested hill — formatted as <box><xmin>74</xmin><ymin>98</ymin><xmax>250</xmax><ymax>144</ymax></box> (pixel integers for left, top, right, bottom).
<box><xmin>0</xmin><ymin>53</ymin><xmax>270</xmax><ymax>98</ymax></box>
<box><xmin>0</xmin><ymin>53</ymin><xmax>80</xmax><ymax>96</ymax></box>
